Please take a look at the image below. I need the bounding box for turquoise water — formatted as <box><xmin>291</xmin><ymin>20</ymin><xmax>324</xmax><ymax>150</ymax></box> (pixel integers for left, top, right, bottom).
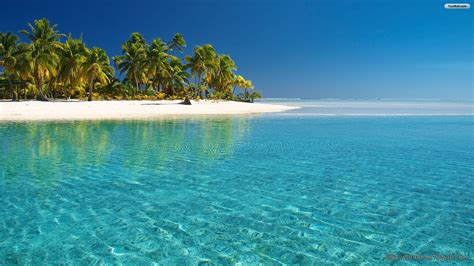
<box><xmin>1</xmin><ymin>101</ymin><xmax>473</xmax><ymax>264</ymax></box>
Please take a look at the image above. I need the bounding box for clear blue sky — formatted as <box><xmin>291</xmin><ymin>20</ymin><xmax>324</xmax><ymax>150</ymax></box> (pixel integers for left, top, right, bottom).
<box><xmin>2</xmin><ymin>0</ymin><xmax>472</xmax><ymax>99</ymax></box>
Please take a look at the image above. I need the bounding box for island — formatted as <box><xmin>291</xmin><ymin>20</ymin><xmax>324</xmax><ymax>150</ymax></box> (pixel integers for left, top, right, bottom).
<box><xmin>0</xmin><ymin>18</ymin><xmax>296</xmax><ymax>120</ymax></box>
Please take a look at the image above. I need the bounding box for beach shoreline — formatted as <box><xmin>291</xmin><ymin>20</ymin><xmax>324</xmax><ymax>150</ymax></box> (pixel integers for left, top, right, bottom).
<box><xmin>0</xmin><ymin>100</ymin><xmax>299</xmax><ymax>121</ymax></box>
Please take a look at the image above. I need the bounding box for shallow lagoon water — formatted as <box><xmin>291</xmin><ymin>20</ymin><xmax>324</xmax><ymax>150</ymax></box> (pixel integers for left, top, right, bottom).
<box><xmin>1</xmin><ymin>100</ymin><xmax>473</xmax><ymax>264</ymax></box>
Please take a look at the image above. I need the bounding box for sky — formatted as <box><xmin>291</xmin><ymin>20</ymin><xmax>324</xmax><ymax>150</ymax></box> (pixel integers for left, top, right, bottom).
<box><xmin>1</xmin><ymin>0</ymin><xmax>473</xmax><ymax>99</ymax></box>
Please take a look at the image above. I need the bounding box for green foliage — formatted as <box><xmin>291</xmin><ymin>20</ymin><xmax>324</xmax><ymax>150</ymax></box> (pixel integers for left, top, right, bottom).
<box><xmin>82</xmin><ymin>47</ymin><xmax>114</xmax><ymax>101</ymax></box>
<box><xmin>249</xmin><ymin>90</ymin><xmax>262</xmax><ymax>102</ymax></box>
<box><xmin>18</xmin><ymin>18</ymin><xmax>65</xmax><ymax>100</ymax></box>
<box><xmin>59</xmin><ymin>35</ymin><xmax>88</xmax><ymax>99</ymax></box>
<box><xmin>168</xmin><ymin>33</ymin><xmax>186</xmax><ymax>54</ymax></box>
<box><xmin>0</xmin><ymin>18</ymin><xmax>263</xmax><ymax>101</ymax></box>
<box><xmin>235</xmin><ymin>90</ymin><xmax>262</xmax><ymax>103</ymax></box>
<box><xmin>0</xmin><ymin>32</ymin><xmax>20</xmax><ymax>100</ymax></box>
<box><xmin>113</xmin><ymin>32</ymin><xmax>147</xmax><ymax>93</ymax></box>
<box><xmin>209</xmin><ymin>91</ymin><xmax>232</xmax><ymax>100</ymax></box>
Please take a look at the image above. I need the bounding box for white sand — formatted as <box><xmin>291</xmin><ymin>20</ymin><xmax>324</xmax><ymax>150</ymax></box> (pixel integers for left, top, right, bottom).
<box><xmin>0</xmin><ymin>100</ymin><xmax>298</xmax><ymax>121</ymax></box>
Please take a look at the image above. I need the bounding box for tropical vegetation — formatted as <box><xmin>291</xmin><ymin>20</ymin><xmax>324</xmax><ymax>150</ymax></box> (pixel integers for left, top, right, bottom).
<box><xmin>0</xmin><ymin>18</ymin><xmax>262</xmax><ymax>102</ymax></box>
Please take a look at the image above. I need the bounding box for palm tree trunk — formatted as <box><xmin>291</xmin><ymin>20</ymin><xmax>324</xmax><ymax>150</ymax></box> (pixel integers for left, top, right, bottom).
<box><xmin>88</xmin><ymin>82</ymin><xmax>94</xmax><ymax>101</ymax></box>
<box><xmin>66</xmin><ymin>78</ymin><xmax>73</xmax><ymax>100</ymax></box>
<box><xmin>87</xmin><ymin>75</ymin><xmax>95</xmax><ymax>101</ymax></box>
<box><xmin>197</xmin><ymin>72</ymin><xmax>202</xmax><ymax>98</ymax></box>
<box><xmin>153</xmin><ymin>79</ymin><xmax>158</xmax><ymax>93</ymax></box>
<box><xmin>134</xmin><ymin>72</ymin><xmax>139</xmax><ymax>95</ymax></box>
<box><xmin>194</xmin><ymin>76</ymin><xmax>198</xmax><ymax>97</ymax></box>
<box><xmin>7</xmin><ymin>78</ymin><xmax>16</xmax><ymax>102</ymax></box>
<box><xmin>36</xmin><ymin>74</ymin><xmax>48</xmax><ymax>101</ymax></box>
<box><xmin>16</xmin><ymin>84</ymin><xmax>20</xmax><ymax>102</ymax></box>
<box><xmin>67</xmin><ymin>83</ymin><xmax>72</xmax><ymax>100</ymax></box>
<box><xmin>52</xmin><ymin>84</ymin><xmax>56</xmax><ymax>99</ymax></box>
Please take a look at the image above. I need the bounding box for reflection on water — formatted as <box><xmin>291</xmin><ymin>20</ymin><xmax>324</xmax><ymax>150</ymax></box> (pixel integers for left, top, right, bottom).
<box><xmin>1</xmin><ymin>118</ymin><xmax>251</xmax><ymax>189</ymax></box>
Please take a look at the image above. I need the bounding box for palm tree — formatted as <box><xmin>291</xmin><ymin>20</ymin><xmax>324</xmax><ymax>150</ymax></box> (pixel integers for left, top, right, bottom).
<box><xmin>145</xmin><ymin>38</ymin><xmax>170</xmax><ymax>92</ymax></box>
<box><xmin>14</xmin><ymin>43</ymin><xmax>34</xmax><ymax>99</ymax></box>
<box><xmin>232</xmin><ymin>75</ymin><xmax>246</xmax><ymax>95</ymax></box>
<box><xmin>0</xmin><ymin>32</ymin><xmax>19</xmax><ymax>101</ymax></box>
<box><xmin>242</xmin><ymin>79</ymin><xmax>254</xmax><ymax>100</ymax></box>
<box><xmin>201</xmin><ymin>52</ymin><xmax>236</xmax><ymax>99</ymax></box>
<box><xmin>233</xmin><ymin>76</ymin><xmax>254</xmax><ymax>101</ymax></box>
<box><xmin>19</xmin><ymin>18</ymin><xmax>64</xmax><ymax>101</ymax></box>
<box><xmin>201</xmin><ymin>45</ymin><xmax>218</xmax><ymax>97</ymax></box>
<box><xmin>185</xmin><ymin>46</ymin><xmax>206</xmax><ymax>97</ymax></box>
<box><xmin>213</xmin><ymin>54</ymin><xmax>236</xmax><ymax>94</ymax></box>
<box><xmin>249</xmin><ymin>90</ymin><xmax>261</xmax><ymax>103</ymax></box>
<box><xmin>59</xmin><ymin>35</ymin><xmax>87</xmax><ymax>99</ymax></box>
<box><xmin>162</xmin><ymin>57</ymin><xmax>189</xmax><ymax>96</ymax></box>
<box><xmin>1</xmin><ymin>19</ymin><xmax>257</xmax><ymax>101</ymax></box>
<box><xmin>114</xmin><ymin>33</ymin><xmax>147</xmax><ymax>94</ymax></box>
<box><xmin>82</xmin><ymin>48</ymin><xmax>114</xmax><ymax>101</ymax></box>
<box><xmin>168</xmin><ymin>33</ymin><xmax>186</xmax><ymax>55</ymax></box>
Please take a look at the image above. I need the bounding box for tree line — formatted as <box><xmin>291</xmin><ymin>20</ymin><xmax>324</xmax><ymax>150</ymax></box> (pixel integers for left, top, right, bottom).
<box><xmin>0</xmin><ymin>18</ymin><xmax>262</xmax><ymax>102</ymax></box>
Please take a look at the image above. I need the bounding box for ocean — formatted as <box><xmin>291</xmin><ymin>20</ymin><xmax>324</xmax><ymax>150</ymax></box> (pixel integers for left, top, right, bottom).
<box><xmin>1</xmin><ymin>100</ymin><xmax>473</xmax><ymax>264</ymax></box>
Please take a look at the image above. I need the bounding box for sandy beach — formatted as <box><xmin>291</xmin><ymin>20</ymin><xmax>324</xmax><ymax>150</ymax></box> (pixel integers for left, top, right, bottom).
<box><xmin>0</xmin><ymin>100</ymin><xmax>298</xmax><ymax>121</ymax></box>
